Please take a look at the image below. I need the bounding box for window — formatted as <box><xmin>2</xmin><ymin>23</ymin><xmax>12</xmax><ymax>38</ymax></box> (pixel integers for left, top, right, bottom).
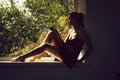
<box><xmin>0</xmin><ymin>0</ymin><xmax>86</xmax><ymax>62</ymax></box>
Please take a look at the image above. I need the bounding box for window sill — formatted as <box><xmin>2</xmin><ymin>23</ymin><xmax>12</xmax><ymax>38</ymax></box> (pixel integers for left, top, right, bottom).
<box><xmin>0</xmin><ymin>57</ymin><xmax>92</xmax><ymax>69</ymax></box>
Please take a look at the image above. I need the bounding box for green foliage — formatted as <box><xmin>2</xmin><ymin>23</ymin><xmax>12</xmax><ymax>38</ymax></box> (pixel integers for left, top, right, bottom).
<box><xmin>0</xmin><ymin>0</ymin><xmax>73</xmax><ymax>56</ymax></box>
<box><xmin>0</xmin><ymin>7</ymin><xmax>40</xmax><ymax>56</ymax></box>
<box><xmin>25</xmin><ymin>0</ymin><xmax>73</xmax><ymax>31</ymax></box>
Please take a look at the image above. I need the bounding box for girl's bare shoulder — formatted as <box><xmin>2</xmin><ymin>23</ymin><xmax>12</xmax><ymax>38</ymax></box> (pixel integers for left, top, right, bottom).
<box><xmin>77</xmin><ymin>28</ymin><xmax>89</xmax><ymax>41</ymax></box>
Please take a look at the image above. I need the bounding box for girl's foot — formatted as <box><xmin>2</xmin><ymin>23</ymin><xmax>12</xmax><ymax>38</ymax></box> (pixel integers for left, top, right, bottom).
<box><xmin>13</xmin><ymin>56</ymin><xmax>25</xmax><ymax>62</ymax></box>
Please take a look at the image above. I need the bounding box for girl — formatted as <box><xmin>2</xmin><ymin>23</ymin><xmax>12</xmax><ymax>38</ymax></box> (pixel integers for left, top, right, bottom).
<box><xmin>14</xmin><ymin>12</ymin><xmax>92</xmax><ymax>69</ymax></box>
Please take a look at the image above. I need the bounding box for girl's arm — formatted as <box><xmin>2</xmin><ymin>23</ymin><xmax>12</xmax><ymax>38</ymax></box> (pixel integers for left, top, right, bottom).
<box><xmin>78</xmin><ymin>30</ymin><xmax>93</xmax><ymax>62</ymax></box>
<box><xmin>50</xmin><ymin>27</ymin><xmax>63</xmax><ymax>42</ymax></box>
<box><xmin>64</xmin><ymin>29</ymin><xmax>72</xmax><ymax>42</ymax></box>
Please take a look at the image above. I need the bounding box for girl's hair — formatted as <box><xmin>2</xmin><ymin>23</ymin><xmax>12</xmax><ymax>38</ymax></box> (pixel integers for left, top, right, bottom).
<box><xmin>78</xmin><ymin>13</ymin><xmax>85</xmax><ymax>28</ymax></box>
<box><xmin>69</xmin><ymin>12</ymin><xmax>85</xmax><ymax>28</ymax></box>
<box><xmin>78</xmin><ymin>13</ymin><xmax>84</xmax><ymax>22</ymax></box>
<box><xmin>69</xmin><ymin>12</ymin><xmax>79</xmax><ymax>20</ymax></box>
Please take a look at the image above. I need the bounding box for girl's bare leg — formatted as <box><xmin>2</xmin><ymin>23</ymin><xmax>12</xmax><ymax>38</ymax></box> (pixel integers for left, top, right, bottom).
<box><xmin>44</xmin><ymin>29</ymin><xmax>64</xmax><ymax>47</ymax></box>
<box><xmin>15</xmin><ymin>30</ymin><xmax>64</xmax><ymax>62</ymax></box>
<box><xmin>15</xmin><ymin>43</ymin><xmax>62</xmax><ymax>61</ymax></box>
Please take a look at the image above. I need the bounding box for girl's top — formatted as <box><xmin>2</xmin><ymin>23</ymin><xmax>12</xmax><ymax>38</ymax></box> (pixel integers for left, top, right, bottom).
<box><xmin>59</xmin><ymin>29</ymin><xmax>84</xmax><ymax>69</ymax></box>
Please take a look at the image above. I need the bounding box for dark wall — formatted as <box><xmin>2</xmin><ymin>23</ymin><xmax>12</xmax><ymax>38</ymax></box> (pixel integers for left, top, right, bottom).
<box><xmin>86</xmin><ymin>0</ymin><xmax>120</xmax><ymax>73</ymax></box>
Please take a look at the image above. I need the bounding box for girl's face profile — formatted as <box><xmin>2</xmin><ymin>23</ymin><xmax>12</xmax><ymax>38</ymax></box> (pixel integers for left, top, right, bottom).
<box><xmin>68</xmin><ymin>16</ymin><xmax>73</xmax><ymax>25</ymax></box>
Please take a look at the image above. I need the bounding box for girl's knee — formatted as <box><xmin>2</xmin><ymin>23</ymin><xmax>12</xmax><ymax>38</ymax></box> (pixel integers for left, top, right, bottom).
<box><xmin>43</xmin><ymin>43</ymin><xmax>51</xmax><ymax>49</ymax></box>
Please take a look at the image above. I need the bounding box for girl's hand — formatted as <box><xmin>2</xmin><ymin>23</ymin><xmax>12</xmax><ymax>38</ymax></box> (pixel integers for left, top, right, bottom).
<box><xmin>50</xmin><ymin>27</ymin><xmax>55</xmax><ymax>31</ymax></box>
